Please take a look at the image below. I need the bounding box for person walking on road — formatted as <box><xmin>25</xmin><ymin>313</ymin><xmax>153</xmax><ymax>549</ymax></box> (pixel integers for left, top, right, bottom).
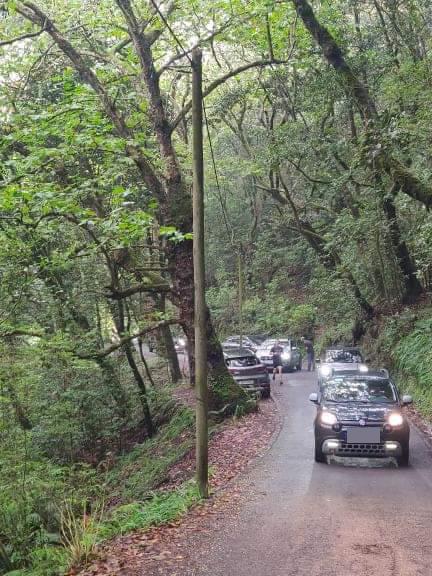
<box><xmin>270</xmin><ymin>340</ymin><xmax>284</xmax><ymax>385</ymax></box>
<box><xmin>303</xmin><ymin>337</ymin><xmax>315</xmax><ymax>371</ymax></box>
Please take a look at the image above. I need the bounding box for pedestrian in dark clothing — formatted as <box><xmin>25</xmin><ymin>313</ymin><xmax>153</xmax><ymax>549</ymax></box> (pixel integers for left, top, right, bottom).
<box><xmin>270</xmin><ymin>341</ymin><xmax>284</xmax><ymax>385</ymax></box>
<box><xmin>303</xmin><ymin>338</ymin><xmax>315</xmax><ymax>371</ymax></box>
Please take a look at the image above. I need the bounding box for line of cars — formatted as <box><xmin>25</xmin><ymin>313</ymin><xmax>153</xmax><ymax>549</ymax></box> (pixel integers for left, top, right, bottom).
<box><xmin>222</xmin><ymin>335</ymin><xmax>303</xmax><ymax>399</ymax></box>
<box><xmin>310</xmin><ymin>346</ymin><xmax>412</xmax><ymax>466</ymax></box>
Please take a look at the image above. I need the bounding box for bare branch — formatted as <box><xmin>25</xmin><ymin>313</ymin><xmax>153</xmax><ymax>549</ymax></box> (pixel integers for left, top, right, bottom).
<box><xmin>0</xmin><ymin>25</ymin><xmax>47</xmax><ymax>47</ymax></box>
<box><xmin>105</xmin><ymin>282</ymin><xmax>171</xmax><ymax>299</ymax></box>
<box><xmin>17</xmin><ymin>1</ymin><xmax>164</xmax><ymax>200</ymax></box>
<box><xmin>80</xmin><ymin>318</ymin><xmax>179</xmax><ymax>359</ymax></box>
<box><xmin>171</xmin><ymin>59</ymin><xmax>288</xmax><ymax>132</ymax></box>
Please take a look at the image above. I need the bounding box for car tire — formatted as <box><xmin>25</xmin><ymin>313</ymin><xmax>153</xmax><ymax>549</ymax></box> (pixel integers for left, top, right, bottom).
<box><xmin>261</xmin><ymin>389</ymin><xmax>271</xmax><ymax>399</ymax></box>
<box><xmin>314</xmin><ymin>440</ymin><xmax>326</xmax><ymax>463</ymax></box>
<box><xmin>397</xmin><ymin>444</ymin><xmax>409</xmax><ymax>467</ymax></box>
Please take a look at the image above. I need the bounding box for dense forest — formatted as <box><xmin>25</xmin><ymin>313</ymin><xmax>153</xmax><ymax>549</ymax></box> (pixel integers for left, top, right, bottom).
<box><xmin>1</xmin><ymin>0</ymin><xmax>432</xmax><ymax>574</ymax></box>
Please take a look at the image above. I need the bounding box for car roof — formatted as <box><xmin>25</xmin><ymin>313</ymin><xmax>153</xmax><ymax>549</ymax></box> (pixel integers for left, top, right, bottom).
<box><xmin>325</xmin><ymin>346</ymin><xmax>361</xmax><ymax>352</ymax></box>
<box><xmin>327</xmin><ymin>370</ymin><xmax>390</xmax><ymax>380</ymax></box>
<box><xmin>223</xmin><ymin>347</ymin><xmax>255</xmax><ymax>358</ymax></box>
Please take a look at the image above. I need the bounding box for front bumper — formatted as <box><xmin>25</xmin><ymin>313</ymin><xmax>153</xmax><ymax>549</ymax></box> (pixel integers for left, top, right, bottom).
<box><xmin>316</xmin><ymin>423</ymin><xmax>409</xmax><ymax>458</ymax></box>
<box><xmin>321</xmin><ymin>438</ymin><xmax>402</xmax><ymax>457</ymax></box>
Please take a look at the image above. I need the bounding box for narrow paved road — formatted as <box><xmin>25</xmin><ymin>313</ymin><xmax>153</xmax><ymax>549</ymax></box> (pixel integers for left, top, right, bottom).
<box><xmin>188</xmin><ymin>369</ymin><xmax>432</xmax><ymax>576</ymax></box>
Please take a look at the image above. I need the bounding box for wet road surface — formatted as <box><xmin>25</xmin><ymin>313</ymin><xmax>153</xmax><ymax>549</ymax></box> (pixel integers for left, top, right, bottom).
<box><xmin>188</xmin><ymin>369</ymin><xmax>432</xmax><ymax>576</ymax></box>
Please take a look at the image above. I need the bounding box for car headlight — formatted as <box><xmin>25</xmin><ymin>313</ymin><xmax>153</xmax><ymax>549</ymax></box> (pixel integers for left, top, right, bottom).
<box><xmin>281</xmin><ymin>352</ymin><xmax>291</xmax><ymax>360</ymax></box>
<box><xmin>388</xmin><ymin>413</ymin><xmax>404</xmax><ymax>427</ymax></box>
<box><xmin>320</xmin><ymin>365</ymin><xmax>332</xmax><ymax>377</ymax></box>
<box><xmin>358</xmin><ymin>364</ymin><xmax>368</xmax><ymax>373</ymax></box>
<box><xmin>178</xmin><ymin>338</ymin><xmax>186</xmax><ymax>347</ymax></box>
<box><xmin>320</xmin><ymin>411</ymin><xmax>338</xmax><ymax>426</ymax></box>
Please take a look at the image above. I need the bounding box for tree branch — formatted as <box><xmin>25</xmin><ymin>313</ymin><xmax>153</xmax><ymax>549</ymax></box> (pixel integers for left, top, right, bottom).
<box><xmin>17</xmin><ymin>1</ymin><xmax>164</xmax><ymax>200</ymax></box>
<box><xmin>105</xmin><ymin>282</ymin><xmax>171</xmax><ymax>299</ymax></box>
<box><xmin>80</xmin><ymin>319</ymin><xmax>179</xmax><ymax>359</ymax></box>
<box><xmin>171</xmin><ymin>58</ymin><xmax>288</xmax><ymax>132</ymax></box>
<box><xmin>0</xmin><ymin>26</ymin><xmax>47</xmax><ymax>47</ymax></box>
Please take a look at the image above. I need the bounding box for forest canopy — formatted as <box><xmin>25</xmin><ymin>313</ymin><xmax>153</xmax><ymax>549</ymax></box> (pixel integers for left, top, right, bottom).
<box><xmin>1</xmin><ymin>0</ymin><xmax>432</xmax><ymax>573</ymax></box>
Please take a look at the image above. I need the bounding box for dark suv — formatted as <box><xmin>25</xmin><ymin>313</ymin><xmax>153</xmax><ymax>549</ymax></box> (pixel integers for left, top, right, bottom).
<box><xmin>309</xmin><ymin>371</ymin><xmax>412</xmax><ymax>466</ymax></box>
<box><xmin>224</xmin><ymin>347</ymin><xmax>270</xmax><ymax>398</ymax></box>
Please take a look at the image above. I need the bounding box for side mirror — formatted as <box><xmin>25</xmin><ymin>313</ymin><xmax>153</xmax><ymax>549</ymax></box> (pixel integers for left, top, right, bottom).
<box><xmin>309</xmin><ymin>392</ymin><xmax>319</xmax><ymax>404</ymax></box>
<box><xmin>402</xmin><ymin>395</ymin><xmax>413</xmax><ymax>406</ymax></box>
<box><xmin>315</xmin><ymin>358</ymin><xmax>321</xmax><ymax>364</ymax></box>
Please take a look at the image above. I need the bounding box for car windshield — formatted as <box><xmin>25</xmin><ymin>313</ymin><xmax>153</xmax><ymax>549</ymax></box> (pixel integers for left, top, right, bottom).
<box><xmin>324</xmin><ymin>349</ymin><xmax>363</xmax><ymax>363</ymax></box>
<box><xmin>322</xmin><ymin>378</ymin><xmax>396</xmax><ymax>403</ymax></box>
<box><xmin>226</xmin><ymin>356</ymin><xmax>258</xmax><ymax>367</ymax></box>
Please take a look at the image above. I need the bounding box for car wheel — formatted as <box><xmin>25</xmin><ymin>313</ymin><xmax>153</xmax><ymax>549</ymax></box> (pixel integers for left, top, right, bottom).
<box><xmin>314</xmin><ymin>440</ymin><xmax>326</xmax><ymax>463</ymax></box>
<box><xmin>397</xmin><ymin>444</ymin><xmax>409</xmax><ymax>467</ymax></box>
<box><xmin>261</xmin><ymin>389</ymin><xmax>271</xmax><ymax>399</ymax></box>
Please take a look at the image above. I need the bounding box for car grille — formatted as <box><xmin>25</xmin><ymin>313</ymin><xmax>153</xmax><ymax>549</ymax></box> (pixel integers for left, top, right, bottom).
<box><xmin>336</xmin><ymin>443</ymin><xmax>386</xmax><ymax>457</ymax></box>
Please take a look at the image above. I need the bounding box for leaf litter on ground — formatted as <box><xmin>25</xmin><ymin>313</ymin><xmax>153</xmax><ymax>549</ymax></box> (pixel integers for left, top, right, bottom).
<box><xmin>76</xmin><ymin>398</ymin><xmax>279</xmax><ymax>576</ymax></box>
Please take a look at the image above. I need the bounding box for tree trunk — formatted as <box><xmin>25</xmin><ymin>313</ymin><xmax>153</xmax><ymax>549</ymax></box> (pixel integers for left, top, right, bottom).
<box><xmin>382</xmin><ymin>194</ymin><xmax>423</xmax><ymax>304</ymax></box>
<box><xmin>95</xmin><ymin>357</ymin><xmax>131</xmax><ymax>422</ymax></box>
<box><xmin>137</xmin><ymin>336</ymin><xmax>156</xmax><ymax>387</ymax></box>
<box><xmin>107</xmin><ymin>282</ymin><xmax>155</xmax><ymax>435</ymax></box>
<box><xmin>157</xmin><ymin>295</ymin><xmax>182</xmax><ymax>383</ymax></box>
<box><xmin>124</xmin><ymin>342</ymin><xmax>155</xmax><ymax>437</ymax></box>
<box><xmin>291</xmin><ymin>0</ymin><xmax>432</xmax><ymax>208</ymax></box>
<box><xmin>298</xmin><ymin>219</ymin><xmax>374</xmax><ymax>320</ymax></box>
<box><xmin>6</xmin><ymin>383</ymin><xmax>33</xmax><ymax>431</ymax></box>
<box><xmin>160</xmin><ymin>322</ymin><xmax>182</xmax><ymax>383</ymax></box>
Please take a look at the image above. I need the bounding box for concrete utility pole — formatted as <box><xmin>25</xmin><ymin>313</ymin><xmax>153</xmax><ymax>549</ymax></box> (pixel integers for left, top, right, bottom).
<box><xmin>238</xmin><ymin>247</ymin><xmax>244</xmax><ymax>349</ymax></box>
<box><xmin>192</xmin><ymin>47</ymin><xmax>209</xmax><ymax>499</ymax></box>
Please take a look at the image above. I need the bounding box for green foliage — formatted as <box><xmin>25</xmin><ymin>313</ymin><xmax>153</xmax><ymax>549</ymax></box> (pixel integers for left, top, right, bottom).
<box><xmin>97</xmin><ymin>482</ymin><xmax>199</xmax><ymax>540</ymax></box>
<box><xmin>2</xmin><ymin>0</ymin><xmax>432</xmax><ymax>573</ymax></box>
<box><xmin>363</xmin><ymin>309</ymin><xmax>432</xmax><ymax>418</ymax></box>
<box><xmin>105</xmin><ymin>405</ymin><xmax>195</xmax><ymax>503</ymax></box>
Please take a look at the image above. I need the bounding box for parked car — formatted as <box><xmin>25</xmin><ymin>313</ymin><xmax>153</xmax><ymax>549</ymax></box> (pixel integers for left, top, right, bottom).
<box><xmin>224</xmin><ymin>347</ymin><xmax>270</xmax><ymax>398</ymax></box>
<box><xmin>256</xmin><ymin>339</ymin><xmax>302</xmax><ymax>372</ymax></box>
<box><xmin>309</xmin><ymin>370</ymin><xmax>412</xmax><ymax>466</ymax></box>
<box><xmin>247</xmin><ymin>334</ymin><xmax>268</xmax><ymax>345</ymax></box>
<box><xmin>317</xmin><ymin>346</ymin><xmax>366</xmax><ymax>385</ymax></box>
<box><xmin>222</xmin><ymin>335</ymin><xmax>258</xmax><ymax>352</ymax></box>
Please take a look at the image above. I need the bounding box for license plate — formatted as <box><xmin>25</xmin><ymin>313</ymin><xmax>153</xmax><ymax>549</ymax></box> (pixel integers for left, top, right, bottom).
<box><xmin>241</xmin><ymin>380</ymin><xmax>255</xmax><ymax>386</ymax></box>
<box><xmin>347</xmin><ymin>427</ymin><xmax>380</xmax><ymax>443</ymax></box>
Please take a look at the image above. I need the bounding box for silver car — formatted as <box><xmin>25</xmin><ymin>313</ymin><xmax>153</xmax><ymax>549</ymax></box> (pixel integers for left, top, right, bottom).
<box><xmin>317</xmin><ymin>347</ymin><xmax>367</xmax><ymax>385</ymax></box>
<box><xmin>256</xmin><ymin>339</ymin><xmax>302</xmax><ymax>372</ymax></box>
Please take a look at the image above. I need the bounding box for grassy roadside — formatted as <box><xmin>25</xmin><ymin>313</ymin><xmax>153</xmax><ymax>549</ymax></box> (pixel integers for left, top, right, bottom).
<box><xmin>362</xmin><ymin>306</ymin><xmax>432</xmax><ymax>419</ymax></box>
<box><xmin>7</xmin><ymin>402</ymin><xmax>200</xmax><ymax>576</ymax></box>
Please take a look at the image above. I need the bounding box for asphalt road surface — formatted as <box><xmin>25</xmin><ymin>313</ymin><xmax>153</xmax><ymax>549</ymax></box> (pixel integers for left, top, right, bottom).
<box><xmin>188</xmin><ymin>369</ymin><xmax>432</xmax><ymax>576</ymax></box>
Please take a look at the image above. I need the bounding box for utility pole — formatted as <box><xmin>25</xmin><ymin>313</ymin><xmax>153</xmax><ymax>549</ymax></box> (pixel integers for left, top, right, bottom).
<box><xmin>238</xmin><ymin>246</ymin><xmax>243</xmax><ymax>349</ymax></box>
<box><xmin>192</xmin><ymin>47</ymin><xmax>208</xmax><ymax>499</ymax></box>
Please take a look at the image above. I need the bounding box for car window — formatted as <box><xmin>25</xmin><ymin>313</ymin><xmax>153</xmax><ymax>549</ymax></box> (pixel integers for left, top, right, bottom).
<box><xmin>324</xmin><ymin>349</ymin><xmax>363</xmax><ymax>363</ymax></box>
<box><xmin>226</xmin><ymin>356</ymin><xmax>258</xmax><ymax>367</ymax></box>
<box><xmin>322</xmin><ymin>378</ymin><xmax>396</xmax><ymax>403</ymax></box>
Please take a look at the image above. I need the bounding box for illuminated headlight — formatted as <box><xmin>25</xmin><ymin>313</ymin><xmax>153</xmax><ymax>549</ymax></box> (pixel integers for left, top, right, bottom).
<box><xmin>388</xmin><ymin>413</ymin><xmax>404</xmax><ymax>427</ymax></box>
<box><xmin>358</xmin><ymin>364</ymin><xmax>369</xmax><ymax>373</ymax></box>
<box><xmin>320</xmin><ymin>365</ymin><xmax>332</xmax><ymax>377</ymax></box>
<box><xmin>320</xmin><ymin>411</ymin><xmax>338</xmax><ymax>426</ymax></box>
<box><xmin>178</xmin><ymin>338</ymin><xmax>186</xmax><ymax>347</ymax></box>
<box><xmin>282</xmin><ymin>352</ymin><xmax>291</xmax><ymax>360</ymax></box>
